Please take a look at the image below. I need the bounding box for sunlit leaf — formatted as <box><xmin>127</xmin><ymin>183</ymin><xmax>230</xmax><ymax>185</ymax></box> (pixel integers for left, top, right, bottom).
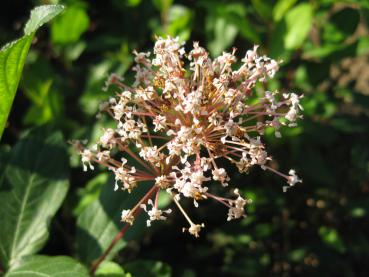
<box><xmin>51</xmin><ymin>6</ymin><xmax>90</xmax><ymax>45</ymax></box>
<box><xmin>207</xmin><ymin>17</ymin><xmax>238</xmax><ymax>56</ymax></box>
<box><xmin>24</xmin><ymin>5</ymin><xmax>65</xmax><ymax>35</ymax></box>
<box><xmin>284</xmin><ymin>3</ymin><xmax>313</xmax><ymax>50</ymax></box>
<box><xmin>273</xmin><ymin>0</ymin><xmax>297</xmax><ymax>22</ymax></box>
<box><xmin>95</xmin><ymin>261</ymin><xmax>129</xmax><ymax>277</ymax></box>
<box><xmin>0</xmin><ymin>5</ymin><xmax>64</xmax><ymax>139</ymax></box>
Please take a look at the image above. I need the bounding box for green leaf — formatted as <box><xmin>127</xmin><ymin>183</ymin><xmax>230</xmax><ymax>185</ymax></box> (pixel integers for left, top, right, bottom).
<box><xmin>0</xmin><ymin>5</ymin><xmax>64</xmax><ymax>139</ymax></box>
<box><xmin>207</xmin><ymin>17</ymin><xmax>238</xmax><ymax>56</ymax></box>
<box><xmin>73</xmin><ymin>173</ymin><xmax>109</xmax><ymax>216</ymax></box>
<box><xmin>51</xmin><ymin>6</ymin><xmax>90</xmax><ymax>45</ymax></box>
<box><xmin>24</xmin><ymin>5</ymin><xmax>65</xmax><ymax>35</ymax></box>
<box><xmin>0</xmin><ymin>145</ymin><xmax>11</xmax><ymax>187</ymax></box>
<box><xmin>166</xmin><ymin>5</ymin><xmax>192</xmax><ymax>41</ymax></box>
<box><xmin>95</xmin><ymin>261</ymin><xmax>130</xmax><ymax>277</ymax></box>
<box><xmin>273</xmin><ymin>0</ymin><xmax>297</xmax><ymax>22</ymax></box>
<box><xmin>319</xmin><ymin>226</ymin><xmax>346</xmax><ymax>253</ymax></box>
<box><xmin>0</xmin><ymin>127</ymin><xmax>69</xmax><ymax>269</ymax></box>
<box><xmin>206</xmin><ymin>3</ymin><xmax>260</xmax><ymax>56</ymax></box>
<box><xmin>124</xmin><ymin>260</ymin><xmax>171</xmax><ymax>277</ymax></box>
<box><xmin>19</xmin><ymin>55</ymin><xmax>64</xmax><ymax>126</ymax></box>
<box><xmin>251</xmin><ymin>0</ymin><xmax>273</xmax><ymax>19</ymax></box>
<box><xmin>76</xmin><ymin>178</ymin><xmax>148</xmax><ymax>265</ymax></box>
<box><xmin>322</xmin><ymin>8</ymin><xmax>360</xmax><ymax>43</ymax></box>
<box><xmin>5</xmin><ymin>255</ymin><xmax>89</xmax><ymax>277</ymax></box>
<box><xmin>284</xmin><ymin>3</ymin><xmax>313</xmax><ymax>50</ymax></box>
<box><xmin>152</xmin><ymin>0</ymin><xmax>173</xmax><ymax>13</ymax></box>
<box><xmin>23</xmin><ymin>79</ymin><xmax>55</xmax><ymax>125</ymax></box>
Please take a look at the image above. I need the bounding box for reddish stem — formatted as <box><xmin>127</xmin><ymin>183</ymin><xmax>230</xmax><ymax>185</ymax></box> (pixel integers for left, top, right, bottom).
<box><xmin>90</xmin><ymin>185</ymin><xmax>158</xmax><ymax>275</ymax></box>
<box><xmin>90</xmin><ymin>224</ymin><xmax>130</xmax><ymax>275</ymax></box>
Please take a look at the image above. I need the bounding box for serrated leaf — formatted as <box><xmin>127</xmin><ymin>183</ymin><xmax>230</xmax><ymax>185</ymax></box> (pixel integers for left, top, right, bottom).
<box><xmin>0</xmin><ymin>36</ymin><xmax>33</xmax><ymax>140</ymax></box>
<box><xmin>5</xmin><ymin>255</ymin><xmax>89</xmax><ymax>277</ymax></box>
<box><xmin>76</xmin><ymin>178</ymin><xmax>148</xmax><ymax>265</ymax></box>
<box><xmin>0</xmin><ymin>128</ymin><xmax>69</xmax><ymax>269</ymax></box>
<box><xmin>24</xmin><ymin>5</ymin><xmax>65</xmax><ymax>35</ymax></box>
<box><xmin>284</xmin><ymin>3</ymin><xmax>313</xmax><ymax>50</ymax></box>
<box><xmin>0</xmin><ymin>5</ymin><xmax>64</xmax><ymax>139</ymax></box>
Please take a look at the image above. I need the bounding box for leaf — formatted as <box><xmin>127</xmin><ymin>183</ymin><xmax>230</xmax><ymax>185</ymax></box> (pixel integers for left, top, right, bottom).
<box><xmin>319</xmin><ymin>227</ymin><xmax>346</xmax><ymax>253</ymax></box>
<box><xmin>124</xmin><ymin>260</ymin><xmax>171</xmax><ymax>277</ymax></box>
<box><xmin>73</xmin><ymin>173</ymin><xmax>109</xmax><ymax>216</ymax></box>
<box><xmin>207</xmin><ymin>17</ymin><xmax>238</xmax><ymax>56</ymax></box>
<box><xmin>0</xmin><ymin>145</ymin><xmax>11</xmax><ymax>186</ymax></box>
<box><xmin>251</xmin><ymin>0</ymin><xmax>273</xmax><ymax>20</ymax></box>
<box><xmin>323</xmin><ymin>8</ymin><xmax>360</xmax><ymax>43</ymax></box>
<box><xmin>166</xmin><ymin>5</ymin><xmax>193</xmax><ymax>41</ymax></box>
<box><xmin>24</xmin><ymin>5</ymin><xmax>65</xmax><ymax>35</ymax></box>
<box><xmin>76</xmin><ymin>177</ymin><xmax>148</xmax><ymax>265</ymax></box>
<box><xmin>330</xmin><ymin>7</ymin><xmax>360</xmax><ymax>36</ymax></box>
<box><xmin>0</xmin><ymin>5</ymin><xmax>64</xmax><ymax>139</ymax></box>
<box><xmin>273</xmin><ymin>0</ymin><xmax>297</xmax><ymax>22</ymax></box>
<box><xmin>51</xmin><ymin>6</ymin><xmax>90</xmax><ymax>45</ymax></box>
<box><xmin>152</xmin><ymin>0</ymin><xmax>173</xmax><ymax>13</ymax></box>
<box><xmin>0</xmin><ymin>127</ymin><xmax>69</xmax><ymax>269</ymax></box>
<box><xmin>5</xmin><ymin>255</ymin><xmax>89</xmax><ymax>277</ymax></box>
<box><xmin>284</xmin><ymin>3</ymin><xmax>313</xmax><ymax>50</ymax></box>
<box><xmin>95</xmin><ymin>261</ymin><xmax>129</xmax><ymax>277</ymax></box>
<box><xmin>206</xmin><ymin>3</ymin><xmax>260</xmax><ymax>56</ymax></box>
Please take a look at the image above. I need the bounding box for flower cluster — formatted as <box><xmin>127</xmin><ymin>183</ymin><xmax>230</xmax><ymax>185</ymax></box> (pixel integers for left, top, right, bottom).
<box><xmin>76</xmin><ymin>36</ymin><xmax>302</xmax><ymax>238</ymax></box>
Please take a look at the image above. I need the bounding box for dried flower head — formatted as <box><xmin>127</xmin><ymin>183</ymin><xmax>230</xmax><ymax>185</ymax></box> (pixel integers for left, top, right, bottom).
<box><xmin>75</xmin><ymin>36</ymin><xmax>303</xmax><ymax>238</ymax></box>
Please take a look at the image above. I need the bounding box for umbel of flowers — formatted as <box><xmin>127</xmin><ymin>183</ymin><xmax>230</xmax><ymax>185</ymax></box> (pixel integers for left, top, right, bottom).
<box><xmin>76</xmin><ymin>36</ymin><xmax>302</xmax><ymax>238</ymax></box>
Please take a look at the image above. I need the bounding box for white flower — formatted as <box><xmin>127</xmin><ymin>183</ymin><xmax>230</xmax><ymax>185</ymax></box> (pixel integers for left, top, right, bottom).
<box><xmin>112</xmin><ymin>165</ymin><xmax>137</xmax><ymax>192</ymax></box>
<box><xmin>227</xmin><ymin>189</ymin><xmax>250</xmax><ymax>221</ymax></box>
<box><xmin>212</xmin><ymin>168</ymin><xmax>229</xmax><ymax>186</ymax></box>
<box><xmin>155</xmin><ymin>175</ymin><xmax>171</xmax><ymax>189</ymax></box>
<box><xmin>285</xmin><ymin>93</ymin><xmax>303</xmax><ymax>123</ymax></box>
<box><xmin>121</xmin><ymin>209</ymin><xmax>134</xmax><ymax>225</ymax></box>
<box><xmin>287</xmin><ymin>169</ymin><xmax>302</xmax><ymax>186</ymax></box>
<box><xmin>184</xmin><ymin>223</ymin><xmax>205</xmax><ymax>238</ymax></box>
<box><xmin>96</xmin><ymin>150</ymin><xmax>110</xmax><ymax>162</ymax></box>
<box><xmin>153</xmin><ymin>115</ymin><xmax>167</xmax><ymax>132</ymax></box>
<box><xmin>81</xmin><ymin>149</ymin><xmax>94</xmax><ymax>171</ymax></box>
<box><xmin>140</xmin><ymin>199</ymin><xmax>172</xmax><ymax>227</ymax></box>
<box><xmin>139</xmin><ymin>146</ymin><xmax>163</xmax><ymax>166</ymax></box>
<box><xmin>99</xmin><ymin>128</ymin><xmax>115</xmax><ymax>148</ymax></box>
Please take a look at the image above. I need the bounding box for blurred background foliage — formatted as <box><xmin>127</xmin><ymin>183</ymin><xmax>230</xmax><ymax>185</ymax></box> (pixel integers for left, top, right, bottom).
<box><xmin>1</xmin><ymin>0</ymin><xmax>369</xmax><ymax>276</ymax></box>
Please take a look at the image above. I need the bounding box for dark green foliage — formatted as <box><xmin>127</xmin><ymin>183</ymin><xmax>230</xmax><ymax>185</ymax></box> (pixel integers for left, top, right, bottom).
<box><xmin>5</xmin><ymin>255</ymin><xmax>89</xmax><ymax>277</ymax></box>
<box><xmin>0</xmin><ymin>127</ymin><xmax>69</xmax><ymax>270</ymax></box>
<box><xmin>0</xmin><ymin>0</ymin><xmax>368</xmax><ymax>276</ymax></box>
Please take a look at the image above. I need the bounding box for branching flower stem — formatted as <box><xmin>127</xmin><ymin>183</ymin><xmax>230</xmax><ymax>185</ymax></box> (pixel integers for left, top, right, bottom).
<box><xmin>90</xmin><ymin>185</ymin><xmax>159</xmax><ymax>274</ymax></box>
